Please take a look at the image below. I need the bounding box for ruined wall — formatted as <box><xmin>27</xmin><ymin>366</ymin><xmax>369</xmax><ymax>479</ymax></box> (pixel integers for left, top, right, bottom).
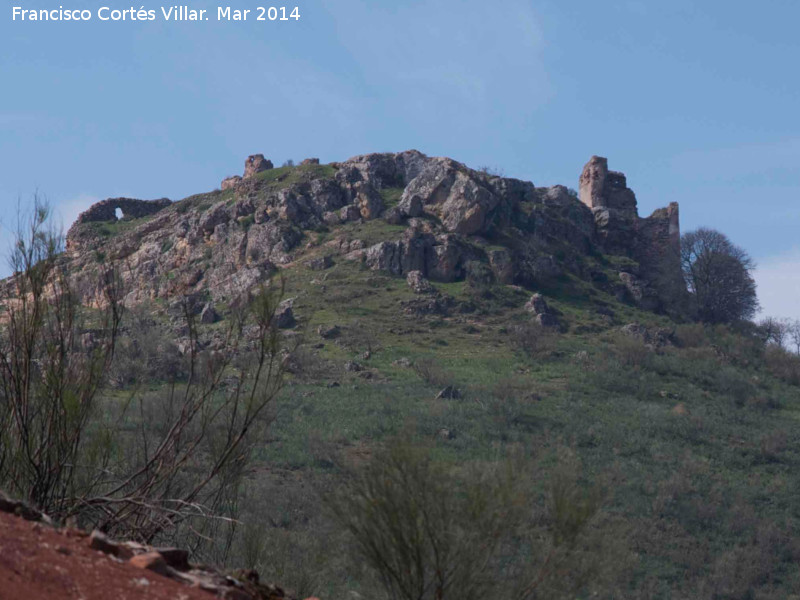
<box><xmin>579</xmin><ymin>156</ymin><xmax>682</xmax><ymax>305</ymax></box>
<box><xmin>579</xmin><ymin>156</ymin><xmax>638</xmax><ymax>255</ymax></box>
<box><xmin>635</xmin><ymin>202</ymin><xmax>681</xmax><ymax>284</ymax></box>
<box><xmin>244</xmin><ymin>154</ymin><xmax>273</xmax><ymax>178</ymax></box>
<box><xmin>74</xmin><ymin>198</ymin><xmax>172</xmax><ymax>224</ymax></box>
<box><xmin>579</xmin><ymin>155</ymin><xmax>637</xmax><ymax>212</ymax></box>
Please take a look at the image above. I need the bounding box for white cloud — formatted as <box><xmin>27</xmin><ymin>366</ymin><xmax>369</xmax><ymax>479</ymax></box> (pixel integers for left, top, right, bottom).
<box><xmin>754</xmin><ymin>247</ymin><xmax>800</xmax><ymax>321</ymax></box>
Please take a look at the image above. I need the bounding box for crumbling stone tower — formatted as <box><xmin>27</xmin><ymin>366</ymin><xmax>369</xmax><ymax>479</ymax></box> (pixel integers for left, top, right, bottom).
<box><xmin>579</xmin><ymin>155</ymin><xmax>682</xmax><ymax>305</ymax></box>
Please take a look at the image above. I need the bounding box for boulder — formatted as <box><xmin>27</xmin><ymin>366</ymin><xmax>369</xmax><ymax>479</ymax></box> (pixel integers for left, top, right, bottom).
<box><xmin>356</xmin><ymin>185</ymin><xmax>384</xmax><ymax>220</ymax></box>
<box><xmin>275</xmin><ymin>302</ymin><xmax>296</xmax><ymax>329</ymax></box>
<box><xmin>406</xmin><ymin>270</ymin><xmax>434</xmax><ymax>294</ymax></box>
<box><xmin>535</xmin><ymin>313</ymin><xmax>560</xmax><ymax>328</ymax></box>
<box><xmin>525</xmin><ymin>293</ymin><xmax>550</xmax><ymax>315</ymax></box>
<box><xmin>435</xmin><ymin>386</ymin><xmax>461</xmax><ymax>400</ymax></box>
<box><xmin>526</xmin><ymin>293</ymin><xmax>560</xmax><ymax>329</ymax></box>
<box><xmin>401</xmin><ymin>158</ymin><xmax>501</xmax><ymax>235</ymax></box>
<box><xmin>397</xmin><ymin>194</ymin><xmax>423</xmax><ymax>218</ymax></box>
<box><xmin>301</xmin><ymin>158</ymin><xmax>320</xmax><ymax>165</ymax></box>
<box><xmin>200</xmin><ymin>303</ymin><xmax>220</xmax><ymax>324</ymax></box>
<box><xmin>318</xmin><ymin>324</ymin><xmax>341</xmax><ymax>339</ymax></box>
<box><xmin>384</xmin><ymin>206</ymin><xmax>404</xmax><ymax>224</ymax></box>
<box><xmin>305</xmin><ymin>255</ymin><xmax>333</xmax><ymax>271</ymax></box>
<box><xmin>129</xmin><ymin>552</ymin><xmax>171</xmax><ymax>577</ymax></box>
<box><xmin>344</xmin><ymin>361</ymin><xmax>362</xmax><ymax>372</ymax></box>
<box><xmin>339</xmin><ymin>204</ymin><xmax>362</xmax><ymax>223</ymax></box>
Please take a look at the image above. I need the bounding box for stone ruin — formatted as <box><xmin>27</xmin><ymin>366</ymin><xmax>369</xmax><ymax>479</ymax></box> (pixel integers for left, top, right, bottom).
<box><xmin>221</xmin><ymin>153</ymin><xmax>274</xmax><ymax>190</ymax></box>
<box><xmin>244</xmin><ymin>154</ymin><xmax>273</xmax><ymax>178</ymax></box>
<box><xmin>579</xmin><ymin>155</ymin><xmax>680</xmax><ymax>269</ymax></box>
<box><xmin>73</xmin><ymin>197</ymin><xmax>172</xmax><ymax>224</ymax></box>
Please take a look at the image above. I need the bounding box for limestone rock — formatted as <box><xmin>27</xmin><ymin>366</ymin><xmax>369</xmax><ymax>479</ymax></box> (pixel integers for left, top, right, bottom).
<box><xmin>525</xmin><ymin>293</ymin><xmax>560</xmax><ymax>329</ymax></box>
<box><xmin>339</xmin><ymin>204</ymin><xmax>362</xmax><ymax>223</ymax></box>
<box><xmin>154</xmin><ymin>547</ymin><xmax>190</xmax><ymax>570</ymax></box>
<box><xmin>397</xmin><ymin>194</ymin><xmax>423</xmax><ymax>218</ymax></box>
<box><xmin>620</xmin><ymin>323</ymin><xmax>672</xmax><ymax>347</ymax></box>
<box><xmin>200</xmin><ymin>303</ymin><xmax>220</xmax><ymax>324</ymax></box>
<box><xmin>89</xmin><ymin>530</ymin><xmax>134</xmax><ymax>559</ymax></box>
<box><xmin>435</xmin><ymin>386</ymin><xmax>461</xmax><ymax>400</ymax></box>
<box><xmin>356</xmin><ymin>184</ymin><xmax>384</xmax><ymax>220</ymax></box>
<box><xmin>305</xmin><ymin>255</ymin><xmax>333</xmax><ymax>271</ymax></box>
<box><xmin>406</xmin><ymin>270</ymin><xmax>434</xmax><ymax>294</ymax></box>
<box><xmin>275</xmin><ymin>302</ymin><xmax>296</xmax><ymax>329</ymax></box>
<box><xmin>400</xmin><ymin>294</ymin><xmax>454</xmax><ymax>316</ymax></box>
<box><xmin>487</xmin><ymin>248</ymin><xmax>514</xmax><ymax>284</ymax></box>
<box><xmin>525</xmin><ymin>293</ymin><xmax>550</xmax><ymax>315</ymax></box>
<box><xmin>0</xmin><ymin>490</ymin><xmax>53</xmax><ymax>525</ymax></box>
<box><xmin>383</xmin><ymin>206</ymin><xmax>404</xmax><ymax>224</ymax></box>
<box><xmin>401</xmin><ymin>158</ymin><xmax>502</xmax><ymax>235</ymax></box>
<box><xmin>618</xmin><ymin>271</ymin><xmax>659</xmax><ymax>311</ymax></box>
<box><xmin>221</xmin><ymin>175</ymin><xmax>242</xmax><ymax>190</ymax></box>
<box><xmin>129</xmin><ymin>552</ymin><xmax>170</xmax><ymax>577</ymax></box>
<box><xmin>335</xmin><ymin>150</ymin><xmax>430</xmax><ymax>190</ymax></box>
<box><xmin>344</xmin><ymin>361</ymin><xmax>362</xmax><ymax>372</ymax></box>
<box><xmin>318</xmin><ymin>325</ymin><xmax>341</xmax><ymax>339</ymax></box>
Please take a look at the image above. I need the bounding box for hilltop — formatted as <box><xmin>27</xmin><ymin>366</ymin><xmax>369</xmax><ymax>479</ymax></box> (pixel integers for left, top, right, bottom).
<box><xmin>64</xmin><ymin>150</ymin><xmax>680</xmax><ymax>321</ymax></box>
<box><xmin>3</xmin><ymin>151</ymin><xmax>800</xmax><ymax>599</ymax></box>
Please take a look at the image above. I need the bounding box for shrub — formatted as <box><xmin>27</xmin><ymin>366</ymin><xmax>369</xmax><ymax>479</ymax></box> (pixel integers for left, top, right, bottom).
<box><xmin>764</xmin><ymin>345</ymin><xmax>800</xmax><ymax>386</ymax></box>
<box><xmin>609</xmin><ymin>332</ymin><xmax>653</xmax><ymax>369</ymax></box>
<box><xmin>412</xmin><ymin>356</ymin><xmax>455</xmax><ymax>389</ymax></box>
<box><xmin>713</xmin><ymin>366</ymin><xmax>756</xmax><ymax>407</ymax></box>
<box><xmin>328</xmin><ymin>439</ymin><xmax>621</xmax><ymax>600</ymax></box>
<box><xmin>509</xmin><ymin>321</ymin><xmax>557</xmax><ymax>359</ymax></box>
<box><xmin>674</xmin><ymin>323</ymin><xmax>709</xmax><ymax>348</ymax></box>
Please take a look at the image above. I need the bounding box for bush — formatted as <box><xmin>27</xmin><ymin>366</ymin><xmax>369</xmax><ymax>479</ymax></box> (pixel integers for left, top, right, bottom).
<box><xmin>609</xmin><ymin>332</ymin><xmax>653</xmax><ymax>369</ymax></box>
<box><xmin>509</xmin><ymin>321</ymin><xmax>557</xmax><ymax>359</ymax></box>
<box><xmin>328</xmin><ymin>438</ymin><xmax>623</xmax><ymax>600</ymax></box>
<box><xmin>412</xmin><ymin>356</ymin><xmax>455</xmax><ymax>389</ymax></box>
<box><xmin>765</xmin><ymin>345</ymin><xmax>800</xmax><ymax>386</ymax></box>
<box><xmin>674</xmin><ymin>323</ymin><xmax>709</xmax><ymax>348</ymax></box>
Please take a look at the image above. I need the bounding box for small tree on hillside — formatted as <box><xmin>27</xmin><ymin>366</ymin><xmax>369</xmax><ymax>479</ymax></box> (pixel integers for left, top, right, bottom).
<box><xmin>0</xmin><ymin>197</ymin><xmax>289</xmax><ymax>556</ymax></box>
<box><xmin>680</xmin><ymin>228</ymin><xmax>759</xmax><ymax>324</ymax></box>
<box><xmin>759</xmin><ymin>316</ymin><xmax>789</xmax><ymax>348</ymax></box>
<box><xmin>0</xmin><ymin>198</ymin><xmax>123</xmax><ymax>513</ymax></box>
<box><xmin>789</xmin><ymin>319</ymin><xmax>800</xmax><ymax>355</ymax></box>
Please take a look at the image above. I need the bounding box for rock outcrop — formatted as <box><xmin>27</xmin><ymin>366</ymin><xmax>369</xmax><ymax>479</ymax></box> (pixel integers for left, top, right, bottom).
<box><xmin>61</xmin><ymin>150</ymin><xmax>681</xmax><ymax>316</ymax></box>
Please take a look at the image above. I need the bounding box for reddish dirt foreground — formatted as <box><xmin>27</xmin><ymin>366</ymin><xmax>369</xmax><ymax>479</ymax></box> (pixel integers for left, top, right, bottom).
<box><xmin>0</xmin><ymin>509</ymin><xmax>214</xmax><ymax>600</ymax></box>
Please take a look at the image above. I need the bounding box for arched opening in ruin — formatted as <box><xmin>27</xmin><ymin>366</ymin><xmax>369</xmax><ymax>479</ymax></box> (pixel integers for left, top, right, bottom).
<box><xmin>115</xmin><ymin>207</ymin><xmax>123</xmax><ymax>220</ymax></box>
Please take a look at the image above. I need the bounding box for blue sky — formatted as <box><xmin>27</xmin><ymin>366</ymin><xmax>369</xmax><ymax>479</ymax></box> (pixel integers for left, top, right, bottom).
<box><xmin>1</xmin><ymin>0</ymin><xmax>798</xmax><ymax>318</ymax></box>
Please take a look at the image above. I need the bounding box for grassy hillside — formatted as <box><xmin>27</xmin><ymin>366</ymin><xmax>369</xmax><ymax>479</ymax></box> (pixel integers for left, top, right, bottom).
<box><xmin>111</xmin><ymin>244</ymin><xmax>800</xmax><ymax>599</ymax></box>
<box><xmin>10</xmin><ymin>157</ymin><xmax>800</xmax><ymax>599</ymax></box>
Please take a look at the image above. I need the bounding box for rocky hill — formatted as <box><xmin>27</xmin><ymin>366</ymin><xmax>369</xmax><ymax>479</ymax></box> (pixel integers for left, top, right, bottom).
<box><xmin>64</xmin><ymin>150</ymin><xmax>680</xmax><ymax>318</ymax></box>
<box><xmin>7</xmin><ymin>151</ymin><xmax>800</xmax><ymax>599</ymax></box>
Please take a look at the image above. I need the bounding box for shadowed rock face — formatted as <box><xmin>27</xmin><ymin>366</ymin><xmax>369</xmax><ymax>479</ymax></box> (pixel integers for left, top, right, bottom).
<box><xmin>60</xmin><ymin>150</ymin><xmax>681</xmax><ymax>314</ymax></box>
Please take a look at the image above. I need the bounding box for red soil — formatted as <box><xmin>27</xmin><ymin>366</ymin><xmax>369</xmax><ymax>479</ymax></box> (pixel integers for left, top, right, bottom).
<box><xmin>0</xmin><ymin>510</ymin><xmax>214</xmax><ymax>600</ymax></box>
